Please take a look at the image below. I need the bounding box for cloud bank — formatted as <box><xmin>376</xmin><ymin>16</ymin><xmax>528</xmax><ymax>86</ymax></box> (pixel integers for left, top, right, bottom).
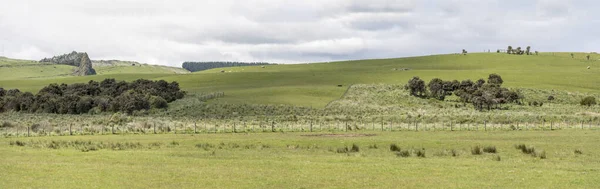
<box><xmin>0</xmin><ymin>0</ymin><xmax>597</xmax><ymax>66</ymax></box>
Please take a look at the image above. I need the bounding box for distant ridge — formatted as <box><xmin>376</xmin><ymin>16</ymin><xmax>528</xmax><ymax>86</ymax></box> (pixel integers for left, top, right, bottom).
<box><xmin>182</xmin><ymin>61</ymin><xmax>275</xmax><ymax>72</ymax></box>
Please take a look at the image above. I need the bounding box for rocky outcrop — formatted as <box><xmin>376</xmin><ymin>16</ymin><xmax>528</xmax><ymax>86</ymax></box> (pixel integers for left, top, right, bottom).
<box><xmin>40</xmin><ymin>51</ymin><xmax>96</xmax><ymax>76</ymax></box>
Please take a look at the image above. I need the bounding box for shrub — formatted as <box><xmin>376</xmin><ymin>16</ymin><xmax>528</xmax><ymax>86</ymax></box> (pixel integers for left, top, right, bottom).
<box><xmin>483</xmin><ymin>146</ymin><xmax>497</xmax><ymax>153</ymax></box>
<box><xmin>547</xmin><ymin>95</ymin><xmax>555</xmax><ymax>101</ymax></box>
<box><xmin>389</xmin><ymin>144</ymin><xmax>401</xmax><ymax>152</ymax></box>
<box><xmin>471</xmin><ymin>146</ymin><xmax>483</xmax><ymax>155</ymax></box>
<box><xmin>574</xmin><ymin>149</ymin><xmax>583</xmax><ymax>155</ymax></box>
<box><xmin>580</xmin><ymin>96</ymin><xmax>597</xmax><ymax>107</ymax></box>
<box><xmin>150</xmin><ymin>96</ymin><xmax>168</xmax><ymax>109</ymax></box>
<box><xmin>368</xmin><ymin>144</ymin><xmax>378</xmax><ymax>149</ymax></box>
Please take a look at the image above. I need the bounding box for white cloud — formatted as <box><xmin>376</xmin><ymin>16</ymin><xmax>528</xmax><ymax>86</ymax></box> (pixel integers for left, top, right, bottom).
<box><xmin>0</xmin><ymin>0</ymin><xmax>597</xmax><ymax>66</ymax></box>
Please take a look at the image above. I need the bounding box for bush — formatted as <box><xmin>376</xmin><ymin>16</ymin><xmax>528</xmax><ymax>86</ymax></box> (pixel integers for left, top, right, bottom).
<box><xmin>574</xmin><ymin>149</ymin><xmax>583</xmax><ymax>155</ymax></box>
<box><xmin>580</xmin><ymin>96</ymin><xmax>597</xmax><ymax>107</ymax></box>
<box><xmin>547</xmin><ymin>95</ymin><xmax>555</xmax><ymax>101</ymax></box>
<box><xmin>389</xmin><ymin>144</ymin><xmax>401</xmax><ymax>152</ymax></box>
<box><xmin>150</xmin><ymin>96</ymin><xmax>168</xmax><ymax>109</ymax></box>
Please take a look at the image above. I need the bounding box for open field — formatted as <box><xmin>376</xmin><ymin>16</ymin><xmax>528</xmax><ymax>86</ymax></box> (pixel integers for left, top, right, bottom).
<box><xmin>1</xmin><ymin>131</ymin><xmax>599</xmax><ymax>188</ymax></box>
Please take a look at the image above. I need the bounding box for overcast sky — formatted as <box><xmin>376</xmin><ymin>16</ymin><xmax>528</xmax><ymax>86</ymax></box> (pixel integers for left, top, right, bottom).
<box><xmin>0</xmin><ymin>0</ymin><xmax>597</xmax><ymax>66</ymax></box>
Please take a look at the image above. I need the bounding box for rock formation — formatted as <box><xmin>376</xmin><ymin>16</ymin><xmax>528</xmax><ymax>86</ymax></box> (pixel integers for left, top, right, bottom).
<box><xmin>40</xmin><ymin>51</ymin><xmax>96</xmax><ymax>76</ymax></box>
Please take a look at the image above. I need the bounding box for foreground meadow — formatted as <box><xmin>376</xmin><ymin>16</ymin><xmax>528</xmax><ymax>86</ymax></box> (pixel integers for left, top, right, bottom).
<box><xmin>1</xmin><ymin>131</ymin><xmax>599</xmax><ymax>188</ymax></box>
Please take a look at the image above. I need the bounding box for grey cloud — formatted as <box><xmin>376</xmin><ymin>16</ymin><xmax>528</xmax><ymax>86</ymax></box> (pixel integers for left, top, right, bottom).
<box><xmin>0</xmin><ymin>0</ymin><xmax>598</xmax><ymax>66</ymax></box>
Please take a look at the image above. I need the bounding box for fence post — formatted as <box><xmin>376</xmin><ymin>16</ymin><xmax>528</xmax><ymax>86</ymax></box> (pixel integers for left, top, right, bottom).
<box><xmin>153</xmin><ymin>123</ymin><xmax>156</xmax><ymax>134</ymax></box>
<box><xmin>271</xmin><ymin>121</ymin><xmax>275</xmax><ymax>132</ymax></box>
<box><xmin>310</xmin><ymin>120</ymin><xmax>313</xmax><ymax>132</ymax></box>
<box><xmin>27</xmin><ymin>126</ymin><xmax>30</xmax><ymax>137</ymax></box>
<box><xmin>233</xmin><ymin>122</ymin><xmax>236</xmax><ymax>133</ymax></box>
<box><xmin>416</xmin><ymin>121</ymin><xmax>418</xmax><ymax>131</ymax></box>
<box><xmin>70</xmin><ymin>124</ymin><xmax>73</xmax><ymax>136</ymax></box>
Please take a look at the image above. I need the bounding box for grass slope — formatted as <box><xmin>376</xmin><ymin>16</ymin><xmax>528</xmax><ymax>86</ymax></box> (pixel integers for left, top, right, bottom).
<box><xmin>2</xmin><ymin>53</ymin><xmax>599</xmax><ymax>107</ymax></box>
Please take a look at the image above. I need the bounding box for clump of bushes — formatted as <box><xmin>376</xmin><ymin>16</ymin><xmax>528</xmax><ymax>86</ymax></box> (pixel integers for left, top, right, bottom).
<box><xmin>411</xmin><ymin>74</ymin><xmax>523</xmax><ymax>111</ymax></box>
<box><xmin>0</xmin><ymin>78</ymin><xmax>186</xmax><ymax>114</ymax></box>
<box><xmin>389</xmin><ymin>144</ymin><xmax>401</xmax><ymax>152</ymax></box>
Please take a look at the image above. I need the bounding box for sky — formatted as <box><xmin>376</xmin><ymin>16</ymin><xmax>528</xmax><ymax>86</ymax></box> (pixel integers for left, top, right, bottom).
<box><xmin>0</xmin><ymin>0</ymin><xmax>598</xmax><ymax>67</ymax></box>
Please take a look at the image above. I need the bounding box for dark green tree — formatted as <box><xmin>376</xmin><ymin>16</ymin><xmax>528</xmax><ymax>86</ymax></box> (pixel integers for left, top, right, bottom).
<box><xmin>407</xmin><ymin>77</ymin><xmax>426</xmax><ymax>97</ymax></box>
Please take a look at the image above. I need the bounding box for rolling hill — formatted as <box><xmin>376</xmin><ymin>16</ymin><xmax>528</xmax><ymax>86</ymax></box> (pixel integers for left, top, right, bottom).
<box><xmin>1</xmin><ymin>52</ymin><xmax>599</xmax><ymax>108</ymax></box>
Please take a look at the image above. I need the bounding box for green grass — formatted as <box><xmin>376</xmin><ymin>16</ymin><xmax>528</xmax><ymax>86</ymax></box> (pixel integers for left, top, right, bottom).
<box><xmin>1</xmin><ymin>131</ymin><xmax>599</xmax><ymax>188</ymax></box>
<box><xmin>2</xmin><ymin>53</ymin><xmax>600</xmax><ymax>107</ymax></box>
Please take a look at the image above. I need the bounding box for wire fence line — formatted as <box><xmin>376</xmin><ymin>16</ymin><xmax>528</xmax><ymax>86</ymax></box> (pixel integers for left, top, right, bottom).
<box><xmin>1</xmin><ymin>119</ymin><xmax>598</xmax><ymax>138</ymax></box>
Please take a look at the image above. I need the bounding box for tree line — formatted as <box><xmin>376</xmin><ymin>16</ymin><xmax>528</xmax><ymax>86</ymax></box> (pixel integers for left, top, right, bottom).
<box><xmin>0</xmin><ymin>79</ymin><xmax>185</xmax><ymax>115</ymax></box>
<box><xmin>407</xmin><ymin>74</ymin><xmax>523</xmax><ymax>111</ymax></box>
<box><xmin>503</xmin><ymin>46</ymin><xmax>538</xmax><ymax>55</ymax></box>
<box><xmin>182</xmin><ymin>61</ymin><xmax>275</xmax><ymax>72</ymax></box>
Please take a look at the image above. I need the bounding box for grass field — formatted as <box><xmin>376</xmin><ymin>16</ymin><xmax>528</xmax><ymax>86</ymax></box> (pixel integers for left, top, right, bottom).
<box><xmin>1</xmin><ymin>131</ymin><xmax>599</xmax><ymax>188</ymax></box>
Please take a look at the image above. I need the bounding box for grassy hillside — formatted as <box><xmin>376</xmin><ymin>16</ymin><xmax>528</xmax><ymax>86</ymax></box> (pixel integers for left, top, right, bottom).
<box><xmin>2</xmin><ymin>53</ymin><xmax>599</xmax><ymax>108</ymax></box>
<box><xmin>0</xmin><ymin>57</ymin><xmax>188</xmax><ymax>82</ymax></box>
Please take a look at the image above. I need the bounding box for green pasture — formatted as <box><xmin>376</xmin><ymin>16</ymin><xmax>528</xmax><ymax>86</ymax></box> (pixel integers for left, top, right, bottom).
<box><xmin>1</xmin><ymin>131</ymin><xmax>599</xmax><ymax>188</ymax></box>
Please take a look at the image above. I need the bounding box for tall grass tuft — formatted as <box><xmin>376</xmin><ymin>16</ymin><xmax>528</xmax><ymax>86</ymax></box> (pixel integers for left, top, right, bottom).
<box><xmin>483</xmin><ymin>146</ymin><xmax>497</xmax><ymax>153</ymax></box>
<box><xmin>471</xmin><ymin>146</ymin><xmax>483</xmax><ymax>155</ymax></box>
<box><xmin>396</xmin><ymin>150</ymin><xmax>411</xmax><ymax>157</ymax></box>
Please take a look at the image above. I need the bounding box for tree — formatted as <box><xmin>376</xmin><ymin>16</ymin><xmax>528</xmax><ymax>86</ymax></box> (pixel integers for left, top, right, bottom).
<box><xmin>526</xmin><ymin>46</ymin><xmax>531</xmax><ymax>55</ymax></box>
<box><xmin>571</xmin><ymin>53</ymin><xmax>574</xmax><ymax>58</ymax></box>
<box><xmin>476</xmin><ymin>79</ymin><xmax>486</xmax><ymax>87</ymax></box>
<box><xmin>535</xmin><ymin>51</ymin><xmax>539</xmax><ymax>55</ymax></box>
<box><xmin>407</xmin><ymin>77</ymin><xmax>426</xmax><ymax>97</ymax></box>
<box><xmin>587</xmin><ymin>55</ymin><xmax>591</xmax><ymax>61</ymax></box>
<box><xmin>428</xmin><ymin>78</ymin><xmax>445</xmax><ymax>100</ymax></box>
<box><xmin>580</xmin><ymin>96</ymin><xmax>597</xmax><ymax>107</ymax></box>
<box><xmin>488</xmin><ymin>74</ymin><xmax>504</xmax><ymax>86</ymax></box>
<box><xmin>516</xmin><ymin>47</ymin><xmax>522</xmax><ymax>55</ymax></box>
<box><xmin>462</xmin><ymin>49</ymin><xmax>468</xmax><ymax>55</ymax></box>
<box><xmin>507</xmin><ymin>46</ymin><xmax>513</xmax><ymax>54</ymax></box>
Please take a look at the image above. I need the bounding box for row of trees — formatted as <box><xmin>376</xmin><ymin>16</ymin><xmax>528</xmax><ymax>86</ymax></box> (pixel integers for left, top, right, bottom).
<box><xmin>407</xmin><ymin>74</ymin><xmax>522</xmax><ymax>111</ymax></box>
<box><xmin>0</xmin><ymin>79</ymin><xmax>185</xmax><ymax>114</ymax></box>
<box><xmin>182</xmin><ymin>61</ymin><xmax>275</xmax><ymax>72</ymax></box>
<box><xmin>505</xmin><ymin>46</ymin><xmax>538</xmax><ymax>55</ymax></box>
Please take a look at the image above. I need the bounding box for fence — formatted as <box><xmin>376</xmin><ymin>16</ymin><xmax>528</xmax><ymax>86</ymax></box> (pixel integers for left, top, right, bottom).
<box><xmin>1</xmin><ymin>119</ymin><xmax>599</xmax><ymax>137</ymax></box>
